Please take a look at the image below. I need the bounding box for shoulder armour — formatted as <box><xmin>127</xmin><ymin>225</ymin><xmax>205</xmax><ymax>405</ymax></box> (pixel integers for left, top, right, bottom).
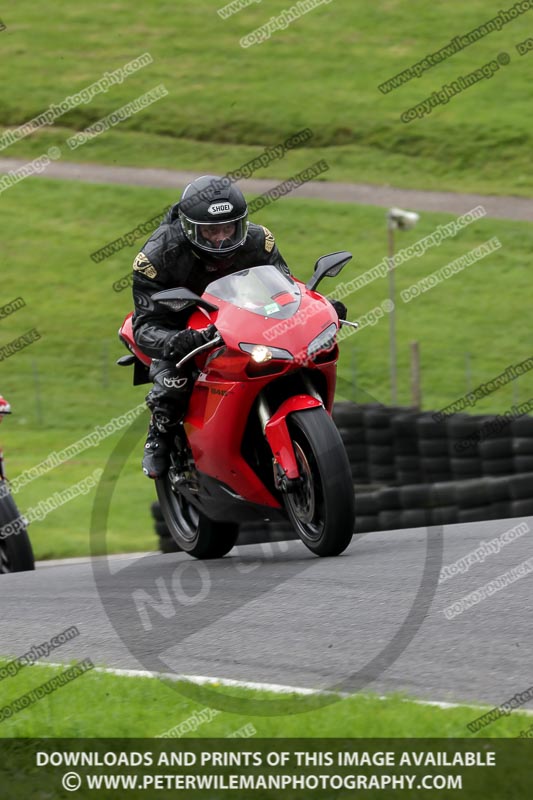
<box><xmin>261</xmin><ymin>225</ymin><xmax>275</xmax><ymax>253</ymax></box>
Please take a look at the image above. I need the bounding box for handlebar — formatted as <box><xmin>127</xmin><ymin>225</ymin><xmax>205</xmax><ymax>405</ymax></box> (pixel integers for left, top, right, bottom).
<box><xmin>175</xmin><ymin>333</ymin><xmax>224</xmax><ymax>369</ymax></box>
<box><xmin>340</xmin><ymin>319</ymin><xmax>359</xmax><ymax>329</ymax></box>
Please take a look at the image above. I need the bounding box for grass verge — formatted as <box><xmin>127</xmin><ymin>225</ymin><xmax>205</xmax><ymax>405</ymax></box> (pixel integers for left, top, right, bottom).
<box><xmin>0</xmin><ymin>661</ymin><xmax>531</xmax><ymax>738</ymax></box>
<box><xmin>0</xmin><ymin>1</ymin><xmax>532</xmax><ymax>195</ymax></box>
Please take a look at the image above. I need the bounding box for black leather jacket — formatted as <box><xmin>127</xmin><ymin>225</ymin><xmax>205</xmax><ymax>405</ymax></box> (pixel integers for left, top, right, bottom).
<box><xmin>131</xmin><ymin>204</ymin><xmax>290</xmax><ymax>359</ymax></box>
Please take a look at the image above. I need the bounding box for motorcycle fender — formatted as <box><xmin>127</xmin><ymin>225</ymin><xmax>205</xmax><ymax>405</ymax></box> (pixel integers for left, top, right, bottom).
<box><xmin>264</xmin><ymin>395</ymin><xmax>322</xmax><ymax>479</ymax></box>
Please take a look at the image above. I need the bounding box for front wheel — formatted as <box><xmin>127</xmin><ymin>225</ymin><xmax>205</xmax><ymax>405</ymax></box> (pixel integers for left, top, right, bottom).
<box><xmin>155</xmin><ymin>473</ymin><xmax>239</xmax><ymax>559</ymax></box>
<box><xmin>0</xmin><ymin>481</ymin><xmax>35</xmax><ymax>573</ymax></box>
<box><xmin>283</xmin><ymin>407</ymin><xmax>355</xmax><ymax>557</ymax></box>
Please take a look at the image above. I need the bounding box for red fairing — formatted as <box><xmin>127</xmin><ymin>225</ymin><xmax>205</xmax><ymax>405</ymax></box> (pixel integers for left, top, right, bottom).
<box><xmin>0</xmin><ymin>395</ymin><xmax>11</xmax><ymax>414</ymax></box>
<box><xmin>0</xmin><ymin>395</ymin><xmax>10</xmax><ymax>477</ymax></box>
<box><xmin>118</xmin><ymin>313</ymin><xmax>151</xmax><ymax>366</ymax></box>
<box><xmin>182</xmin><ymin>279</ymin><xmax>337</xmax><ymax>506</ymax></box>
<box><xmin>185</xmin><ymin>378</ymin><xmax>281</xmax><ymax>507</ymax></box>
<box><xmin>264</xmin><ymin>396</ymin><xmax>323</xmax><ymax>479</ymax></box>
<box><xmin>120</xmin><ymin>267</ymin><xmax>342</xmax><ymax>510</ymax></box>
<box><xmin>0</xmin><ymin>395</ymin><xmax>11</xmax><ymax>425</ymax></box>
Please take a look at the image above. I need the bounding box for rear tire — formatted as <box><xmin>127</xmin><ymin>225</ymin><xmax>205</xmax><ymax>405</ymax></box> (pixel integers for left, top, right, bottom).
<box><xmin>155</xmin><ymin>473</ymin><xmax>239</xmax><ymax>559</ymax></box>
<box><xmin>0</xmin><ymin>482</ymin><xmax>35</xmax><ymax>573</ymax></box>
<box><xmin>283</xmin><ymin>408</ymin><xmax>355</xmax><ymax>557</ymax></box>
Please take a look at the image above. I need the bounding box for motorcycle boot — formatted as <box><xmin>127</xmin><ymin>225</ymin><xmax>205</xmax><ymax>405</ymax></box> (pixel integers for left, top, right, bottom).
<box><xmin>142</xmin><ymin>395</ymin><xmax>190</xmax><ymax>479</ymax></box>
<box><xmin>142</xmin><ymin>417</ymin><xmax>173</xmax><ymax>479</ymax></box>
<box><xmin>143</xmin><ymin>360</ymin><xmax>192</xmax><ymax>479</ymax></box>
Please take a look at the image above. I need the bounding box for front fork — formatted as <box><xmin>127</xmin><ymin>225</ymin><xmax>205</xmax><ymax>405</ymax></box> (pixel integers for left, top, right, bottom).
<box><xmin>260</xmin><ymin>392</ymin><xmax>322</xmax><ymax>492</ymax></box>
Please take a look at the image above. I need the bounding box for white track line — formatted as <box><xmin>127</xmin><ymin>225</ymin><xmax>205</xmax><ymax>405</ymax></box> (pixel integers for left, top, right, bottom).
<box><xmin>36</xmin><ymin>552</ymin><xmax>157</xmax><ymax>568</ymax></box>
<box><xmin>30</xmin><ymin>662</ymin><xmax>533</xmax><ymax>716</ymax></box>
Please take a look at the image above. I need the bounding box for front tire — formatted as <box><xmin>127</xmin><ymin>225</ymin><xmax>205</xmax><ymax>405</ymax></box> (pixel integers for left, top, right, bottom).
<box><xmin>155</xmin><ymin>473</ymin><xmax>239</xmax><ymax>559</ymax></box>
<box><xmin>283</xmin><ymin>407</ymin><xmax>355</xmax><ymax>557</ymax></box>
<box><xmin>0</xmin><ymin>481</ymin><xmax>35</xmax><ymax>573</ymax></box>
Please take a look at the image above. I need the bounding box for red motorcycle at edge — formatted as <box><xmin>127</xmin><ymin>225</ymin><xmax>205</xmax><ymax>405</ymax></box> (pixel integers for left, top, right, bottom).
<box><xmin>0</xmin><ymin>396</ymin><xmax>35</xmax><ymax>573</ymax></box>
<box><xmin>118</xmin><ymin>251</ymin><xmax>357</xmax><ymax>559</ymax></box>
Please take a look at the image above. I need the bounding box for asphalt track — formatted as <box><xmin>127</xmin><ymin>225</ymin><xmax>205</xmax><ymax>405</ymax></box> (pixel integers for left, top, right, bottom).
<box><xmin>2</xmin><ymin>516</ymin><xmax>532</xmax><ymax>711</ymax></box>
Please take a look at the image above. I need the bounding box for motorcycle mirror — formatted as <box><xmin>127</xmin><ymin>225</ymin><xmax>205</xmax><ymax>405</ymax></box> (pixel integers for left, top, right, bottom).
<box><xmin>306</xmin><ymin>251</ymin><xmax>352</xmax><ymax>292</ymax></box>
<box><xmin>152</xmin><ymin>287</ymin><xmax>219</xmax><ymax>313</ymax></box>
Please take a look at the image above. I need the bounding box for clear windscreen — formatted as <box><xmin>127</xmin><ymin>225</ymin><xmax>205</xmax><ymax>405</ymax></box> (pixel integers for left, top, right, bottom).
<box><xmin>205</xmin><ymin>264</ymin><xmax>301</xmax><ymax>320</ymax></box>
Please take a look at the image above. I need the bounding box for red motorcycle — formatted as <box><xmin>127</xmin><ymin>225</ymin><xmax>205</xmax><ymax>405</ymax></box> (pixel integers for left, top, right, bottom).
<box><xmin>0</xmin><ymin>396</ymin><xmax>35</xmax><ymax>573</ymax></box>
<box><xmin>118</xmin><ymin>252</ymin><xmax>356</xmax><ymax>559</ymax></box>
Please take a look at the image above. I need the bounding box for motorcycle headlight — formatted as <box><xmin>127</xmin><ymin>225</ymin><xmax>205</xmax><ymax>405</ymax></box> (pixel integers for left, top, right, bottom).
<box><xmin>239</xmin><ymin>343</ymin><xmax>293</xmax><ymax>362</ymax></box>
<box><xmin>307</xmin><ymin>323</ymin><xmax>337</xmax><ymax>358</ymax></box>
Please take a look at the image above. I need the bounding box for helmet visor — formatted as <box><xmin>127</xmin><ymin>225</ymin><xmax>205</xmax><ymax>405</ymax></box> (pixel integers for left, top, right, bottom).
<box><xmin>181</xmin><ymin>213</ymin><xmax>249</xmax><ymax>255</ymax></box>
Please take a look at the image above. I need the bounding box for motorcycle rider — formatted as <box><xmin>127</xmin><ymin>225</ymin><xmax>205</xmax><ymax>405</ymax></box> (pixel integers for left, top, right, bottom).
<box><xmin>132</xmin><ymin>175</ymin><xmax>346</xmax><ymax>479</ymax></box>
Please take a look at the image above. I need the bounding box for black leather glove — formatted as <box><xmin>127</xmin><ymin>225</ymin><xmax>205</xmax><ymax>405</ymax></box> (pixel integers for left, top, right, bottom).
<box><xmin>162</xmin><ymin>325</ymin><xmax>218</xmax><ymax>360</ymax></box>
<box><xmin>329</xmin><ymin>299</ymin><xmax>347</xmax><ymax>321</ymax></box>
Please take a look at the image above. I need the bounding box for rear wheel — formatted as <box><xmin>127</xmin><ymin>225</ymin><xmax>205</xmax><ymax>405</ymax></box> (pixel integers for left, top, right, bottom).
<box><xmin>0</xmin><ymin>482</ymin><xmax>35</xmax><ymax>573</ymax></box>
<box><xmin>155</xmin><ymin>471</ymin><xmax>239</xmax><ymax>559</ymax></box>
<box><xmin>283</xmin><ymin>408</ymin><xmax>355</xmax><ymax>557</ymax></box>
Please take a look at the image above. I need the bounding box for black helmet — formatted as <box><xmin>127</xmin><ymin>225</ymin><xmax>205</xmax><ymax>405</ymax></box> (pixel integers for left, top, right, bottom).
<box><xmin>178</xmin><ymin>175</ymin><xmax>249</xmax><ymax>258</ymax></box>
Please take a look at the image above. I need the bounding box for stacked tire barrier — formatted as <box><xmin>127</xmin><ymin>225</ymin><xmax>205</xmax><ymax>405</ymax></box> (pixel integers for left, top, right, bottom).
<box><xmin>356</xmin><ymin>473</ymin><xmax>533</xmax><ymax>532</ymax></box>
<box><xmin>417</xmin><ymin>414</ymin><xmax>452</xmax><ymax>483</ymax></box>
<box><xmin>333</xmin><ymin>403</ymin><xmax>368</xmax><ymax>482</ymax></box>
<box><xmin>393</xmin><ymin>411</ymin><xmax>422</xmax><ymax>485</ymax></box>
<box><xmin>152</xmin><ymin>402</ymin><xmax>533</xmax><ymax>549</ymax></box>
<box><xmin>511</xmin><ymin>416</ymin><xmax>533</xmax><ymax>475</ymax></box>
<box><xmin>365</xmin><ymin>406</ymin><xmax>396</xmax><ymax>484</ymax></box>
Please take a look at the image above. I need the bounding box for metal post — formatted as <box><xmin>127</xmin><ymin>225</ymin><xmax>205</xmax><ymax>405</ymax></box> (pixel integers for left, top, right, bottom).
<box><xmin>102</xmin><ymin>341</ymin><xmax>109</xmax><ymax>389</ymax></box>
<box><xmin>351</xmin><ymin>346</ymin><xmax>357</xmax><ymax>402</ymax></box>
<box><xmin>388</xmin><ymin>226</ymin><xmax>397</xmax><ymax>405</ymax></box>
<box><xmin>465</xmin><ymin>352</ymin><xmax>472</xmax><ymax>395</ymax></box>
<box><xmin>32</xmin><ymin>359</ymin><xmax>44</xmax><ymax>426</ymax></box>
<box><xmin>410</xmin><ymin>341</ymin><xmax>421</xmax><ymax>409</ymax></box>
